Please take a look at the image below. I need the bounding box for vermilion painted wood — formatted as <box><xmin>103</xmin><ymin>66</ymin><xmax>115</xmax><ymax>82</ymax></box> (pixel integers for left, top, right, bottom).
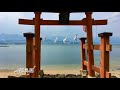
<box><xmin>34</xmin><ymin>12</ymin><xmax>41</xmax><ymax>78</ymax></box>
<box><xmin>19</xmin><ymin>19</ymin><xmax>107</xmax><ymax>25</ymax></box>
<box><xmin>85</xmin><ymin>12</ymin><xmax>95</xmax><ymax>77</ymax></box>
<box><xmin>24</xmin><ymin>33</ymin><xmax>35</xmax><ymax>78</ymax></box>
<box><xmin>80</xmin><ymin>38</ymin><xmax>87</xmax><ymax>70</ymax></box>
<box><xmin>33</xmin><ymin>38</ymin><xmax>36</xmax><ymax>77</ymax></box>
<box><xmin>92</xmin><ymin>65</ymin><xmax>100</xmax><ymax>73</ymax></box>
<box><xmin>99</xmin><ymin>32</ymin><xmax>112</xmax><ymax>78</ymax></box>
<box><xmin>83</xmin><ymin>44</ymin><xmax>111</xmax><ymax>51</ymax></box>
<box><xmin>40</xmin><ymin>38</ymin><xmax>42</xmax><ymax>76</ymax></box>
<box><xmin>106</xmin><ymin>72</ymin><xmax>111</xmax><ymax>78</ymax></box>
<box><xmin>84</xmin><ymin>61</ymin><xmax>88</xmax><ymax>67</ymax></box>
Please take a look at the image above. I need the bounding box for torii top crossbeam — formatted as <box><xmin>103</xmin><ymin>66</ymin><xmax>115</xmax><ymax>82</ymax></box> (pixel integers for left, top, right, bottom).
<box><xmin>19</xmin><ymin>12</ymin><xmax>108</xmax><ymax>77</ymax></box>
<box><xmin>19</xmin><ymin>12</ymin><xmax>107</xmax><ymax>27</ymax></box>
<box><xmin>19</xmin><ymin>12</ymin><xmax>107</xmax><ymax>25</ymax></box>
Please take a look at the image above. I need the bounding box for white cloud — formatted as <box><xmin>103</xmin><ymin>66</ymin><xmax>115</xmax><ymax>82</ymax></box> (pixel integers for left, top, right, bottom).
<box><xmin>41</xmin><ymin>12</ymin><xmax>59</xmax><ymax>20</ymax></box>
<box><xmin>108</xmin><ymin>12</ymin><xmax>120</xmax><ymax>18</ymax></box>
<box><xmin>0</xmin><ymin>12</ymin><xmax>24</xmax><ymax>21</ymax></box>
<box><xmin>0</xmin><ymin>12</ymin><xmax>119</xmax><ymax>38</ymax></box>
<box><xmin>107</xmin><ymin>12</ymin><xmax>120</xmax><ymax>23</ymax></box>
<box><xmin>0</xmin><ymin>12</ymin><xmax>34</xmax><ymax>34</ymax></box>
<box><xmin>70</xmin><ymin>13</ymin><xmax>85</xmax><ymax>20</ymax></box>
<box><xmin>41</xmin><ymin>12</ymin><xmax>85</xmax><ymax>20</ymax></box>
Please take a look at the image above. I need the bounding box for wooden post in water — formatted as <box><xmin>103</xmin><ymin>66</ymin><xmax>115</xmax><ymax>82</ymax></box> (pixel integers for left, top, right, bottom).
<box><xmin>85</xmin><ymin>12</ymin><xmax>95</xmax><ymax>77</ymax></box>
<box><xmin>24</xmin><ymin>32</ymin><xmax>35</xmax><ymax>78</ymax></box>
<box><xmin>80</xmin><ymin>38</ymin><xmax>87</xmax><ymax>70</ymax></box>
<box><xmin>98</xmin><ymin>32</ymin><xmax>112</xmax><ymax>78</ymax></box>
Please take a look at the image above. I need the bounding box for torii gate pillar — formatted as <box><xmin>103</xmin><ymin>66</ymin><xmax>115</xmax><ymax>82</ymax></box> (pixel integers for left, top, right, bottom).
<box><xmin>34</xmin><ymin>12</ymin><xmax>41</xmax><ymax>77</ymax></box>
<box><xmin>85</xmin><ymin>12</ymin><xmax>95</xmax><ymax>77</ymax></box>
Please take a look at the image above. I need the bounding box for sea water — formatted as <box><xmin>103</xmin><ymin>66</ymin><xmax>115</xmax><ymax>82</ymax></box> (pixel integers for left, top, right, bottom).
<box><xmin>0</xmin><ymin>44</ymin><xmax>120</xmax><ymax>71</ymax></box>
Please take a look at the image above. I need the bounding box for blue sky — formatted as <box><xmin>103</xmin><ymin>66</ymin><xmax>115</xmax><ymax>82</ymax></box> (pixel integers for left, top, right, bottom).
<box><xmin>0</xmin><ymin>12</ymin><xmax>120</xmax><ymax>38</ymax></box>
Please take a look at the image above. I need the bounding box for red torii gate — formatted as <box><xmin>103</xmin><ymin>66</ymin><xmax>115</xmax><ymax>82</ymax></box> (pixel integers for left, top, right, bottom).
<box><xmin>19</xmin><ymin>12</ymin><xmax>109</xmax><ymax>78</ymax></box>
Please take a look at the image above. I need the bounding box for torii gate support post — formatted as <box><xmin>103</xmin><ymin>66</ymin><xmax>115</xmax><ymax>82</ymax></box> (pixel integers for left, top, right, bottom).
<box><xmin>80</xmin><ymin>38</ymin><xmax>87</xmax><ymax>70</ymax></box>
<box><xmin>40</xmin><ymin>37</ymin><xmax>42</xmax><ymax>71</ymax></box>
<box><xmin>85</xmin><ymin>12</ymin><xmax>95</xmax><ymax>77</ymax></box>
<box><xmin>24</xmin><ymin>33</ymin><xmax>35</xmax><ymax>78</ymax></box>
<box><xmin>98</xmin><ymin>32</ymin><xmax>112</xmax><ymax>78</ymax></box>
<box><xmin>34</xmin><ymin>12</ymin><xmax>41</xmax><ymax>77</ymax></box>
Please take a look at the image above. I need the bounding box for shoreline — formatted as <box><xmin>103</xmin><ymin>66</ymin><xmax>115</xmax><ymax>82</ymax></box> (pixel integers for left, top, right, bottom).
<box><xmin>0</xmin><ymin>69</ymin><xmax>120</xmax><ymax>78</ymax></box>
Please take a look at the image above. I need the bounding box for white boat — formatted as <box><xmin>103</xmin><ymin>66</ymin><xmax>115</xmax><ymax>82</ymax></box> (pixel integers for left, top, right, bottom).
<box><xmin>73</xmin><ymin>34</ymin><xmax>78</xmax><ymax>42</ymax></box>
<box><xmin>63</xmin><ymin>36</ymin><xmax>67</xmax><ymax>44</ymax></box>
<box><xmin>54</xmin><ymin>37</ymin><xmax>58</xmax><ymax>43</ymax></box>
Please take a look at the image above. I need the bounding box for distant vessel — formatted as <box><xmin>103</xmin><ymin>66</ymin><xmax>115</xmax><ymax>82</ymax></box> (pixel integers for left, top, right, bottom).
<box><xmin>63</xmin><ymin>36</ymin><xmax>67</xmax><ymax>44</ymax></box>
<box><xmin>54</xmin><ymin>37</ymin><xmax>58</xmax><ymax>43</ymax></box>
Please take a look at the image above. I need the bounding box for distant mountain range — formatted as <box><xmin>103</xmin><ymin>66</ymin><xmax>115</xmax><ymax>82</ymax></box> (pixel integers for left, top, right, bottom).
<box><xmin>0</xmin><ymin>33</ymin><xmax>120</xmax><ymax>45</ymax></box>
<box><xmin>0</xmin><ymin>34</ymin><xmax>25</xmax><ymax>44</ymax></box>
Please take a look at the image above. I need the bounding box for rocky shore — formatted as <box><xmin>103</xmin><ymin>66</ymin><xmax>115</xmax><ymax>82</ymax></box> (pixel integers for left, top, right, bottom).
<box><xmin>0</xmin><ymin>69</ymin><xmax>118</xmax><ymax>78</ymax></box>
<box><xmin>40</xmin><ymin>74</ymin><xmax>82</xmax><ymax>78</ymax></box>
<box><xmin>38</xmin><ymin>70</ymin><xmax>86</xmax><ymax>78</ymax></box>
<box><xmin>8</xmin><ymin>74</ymin><xmax>84</xmax><ymax>78</ymax></box>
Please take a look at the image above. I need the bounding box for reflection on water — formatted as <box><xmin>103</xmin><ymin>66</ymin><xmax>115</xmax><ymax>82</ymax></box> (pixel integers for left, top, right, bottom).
<box><xmin>0</xmin><ymin>44</ymin><xmax>120</xmax><ymax>70</ymax></box>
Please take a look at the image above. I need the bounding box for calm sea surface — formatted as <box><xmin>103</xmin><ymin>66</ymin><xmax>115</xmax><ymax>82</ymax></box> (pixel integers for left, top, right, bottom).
<box><xmin>0</xmin><ymin>44</ymin><xmax>120</xmax><ymax>71</ymax></box>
